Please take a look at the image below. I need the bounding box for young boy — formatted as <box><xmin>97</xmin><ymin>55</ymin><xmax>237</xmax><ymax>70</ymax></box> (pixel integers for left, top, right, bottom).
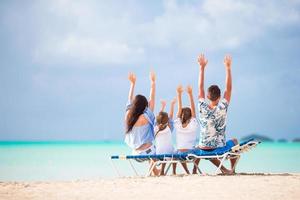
<box><xmin>196</xmin><ymin>53</ymin><xmax>238</xmax><ymax>174</ymax></box>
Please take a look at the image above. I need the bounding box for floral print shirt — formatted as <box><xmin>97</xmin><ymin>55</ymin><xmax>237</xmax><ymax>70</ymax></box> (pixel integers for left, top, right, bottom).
<box><xmin>198</xmin><ymin>98</ymin><xmax>229</xmax><ymax>148</ymax></box>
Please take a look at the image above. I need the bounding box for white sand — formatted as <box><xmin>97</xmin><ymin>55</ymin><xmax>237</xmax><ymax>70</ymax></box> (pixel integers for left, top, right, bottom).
<box><xmin>1</xmin><ymin>174</ymin><xmax>299</xmax><ymax>200</ymax></box>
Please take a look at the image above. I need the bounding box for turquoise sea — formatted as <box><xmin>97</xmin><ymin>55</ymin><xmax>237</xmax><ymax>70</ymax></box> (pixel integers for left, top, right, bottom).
<box><xmin>0</xmin><ymin>141</ymin><xmax>300</xmax><ymax>181</ymax></box>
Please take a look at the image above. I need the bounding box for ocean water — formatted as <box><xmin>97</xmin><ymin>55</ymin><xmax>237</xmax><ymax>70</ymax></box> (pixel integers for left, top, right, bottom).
<box><xmin>0</xmin><ymin>141</ymin><xmax>299</xmax><ymax>181</ymax></box>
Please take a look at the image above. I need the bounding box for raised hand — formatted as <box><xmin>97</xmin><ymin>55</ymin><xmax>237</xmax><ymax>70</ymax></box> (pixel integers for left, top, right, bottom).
<box><xmin>224</xmin><ymin>54</ymin><xmax>232</xmax><ymax>103</ymax></box>
<box><xmin>198</xmin><ymin>53</ymin><xmax>208</xmax><ymax>69</ymax></box>
<box><xmin>186</xmin><ymin>85</ymin><xmax>193</xmax><ymax>94</ymax></box>
<box><xmin>171</xmin><ymin>97</ymin><xmax>177</xmax><ymax>106</ymax></box>
<box><xmin>128</xmin><ymin>72</ymin><xmax>136</xmax><ymax>84</ymax></box>
<box><xmin>169</xmin><ymin>97</ymin><xmax>177</xmax><ymax>119</ymax></box>
<box><xmin>127</xmin><ymin>72</ymin><xmax>136</xmax><ymax>103</ymax></box>
<box><xmin>160</xmin><ymin>100</ymin><xmax>167</xmax><ymax>109</ymax></box>
<box><xmin>177</xmin><ymin>85</ymin><xmax>184</xmax><ymax>94</ymax></box>
<box><xmin>150</xmin><ymin>71</ymin><xmax>156</xmax><ymax>83</ymax></box>
<box><xmin>149</xmin><ymin>71</ymin><xmax>156</xmax><ymax>111</ymax></box>
<box><xmin>224</xmin><ymin>55</ymin><xmax>232</xmax><ymax>69</ymax></box>
<box><xmin>176</xmin><ymin>85</ymin><xmax>183</xmax><ymax>118</ymax></box>
<box><xmin>187</xmin><ymin>85</ymin><xmax>196</xmax><ymax>118</ymax></box>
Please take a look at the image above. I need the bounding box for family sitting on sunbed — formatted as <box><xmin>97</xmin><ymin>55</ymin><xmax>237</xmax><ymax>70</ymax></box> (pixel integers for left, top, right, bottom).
<box><xmin>124</xmin><ymin>54</ymin><xmax>238</xmax><ymax>175</ymax></box>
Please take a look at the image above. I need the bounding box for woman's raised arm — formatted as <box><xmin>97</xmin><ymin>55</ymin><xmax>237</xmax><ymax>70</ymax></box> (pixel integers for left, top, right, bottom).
<box><xmin>148</xmin><ymin>71</ymin><xmax>156</xmax><ymax>111</ymax></box>
<box><xmin>127</xmin><ymin>73</ymin><xmax>136</xmax><ymax>103</ymax></box>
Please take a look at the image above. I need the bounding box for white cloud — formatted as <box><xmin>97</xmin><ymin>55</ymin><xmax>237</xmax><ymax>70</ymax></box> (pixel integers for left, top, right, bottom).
<box><xmin>28</xmin><ymin>0</ymin><xmax>300</xmax><ymax>65</ymax></box>
<box><xmin>33</xmin><ymin>34</ymin><xmax>145</xmax><ymax>65</ymax></box>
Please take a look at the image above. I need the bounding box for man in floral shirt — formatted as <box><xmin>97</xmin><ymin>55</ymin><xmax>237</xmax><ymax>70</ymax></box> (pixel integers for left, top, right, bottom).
<box><xmin>196</xmin><ymin>53</ymin><xmax>238</xmax><ymax>174</ymax></box>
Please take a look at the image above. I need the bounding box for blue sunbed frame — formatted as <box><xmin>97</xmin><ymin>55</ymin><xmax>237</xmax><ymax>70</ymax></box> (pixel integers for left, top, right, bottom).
<box><xmin>110</xmin><ymin>138</ymin><xmax>260</xmax><ymax>176</ymax></box>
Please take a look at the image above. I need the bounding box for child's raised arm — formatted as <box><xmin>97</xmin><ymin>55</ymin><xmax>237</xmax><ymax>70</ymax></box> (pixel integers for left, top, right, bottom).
<box><xmin>148</xmin><ymin>71</ymin><xmax>156</xmax><ymax>111</ymax></box>
<box><xmin>197</xmin><ymin>54</ymin><xmax>208</xmax><ymax>99</ymax></box>
<box><xmin>160</xmin><ymin>100</ymin><xmax>166</xmax><ymax>112</ymax></box>
<box><xmin>223</xmin><ymin>55</ymin><xmax>232</xmax><ymax>103</ymax></box>
<box><xmin>128</xmin><ymin>72</ymin><xmax>136</xmax><ymax>103</ymax></box>
<box><xmin>169</xmin><ymin>97</ymin><xmax>176</xmax><ymax>119</ymax></box>
<box><xmin>186</xmin><ymin>85</ymin><xmax>196</xmax><ymax>118</ymax></box>
<box><xmin>176</xmin><ymin>85</ymin><xmax>183</xmax><ymax>118</ymax></box>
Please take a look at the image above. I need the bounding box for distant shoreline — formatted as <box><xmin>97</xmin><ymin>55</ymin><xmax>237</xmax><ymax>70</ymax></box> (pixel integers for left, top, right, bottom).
<box><xmin>0</xmin><ymin>140</ymin><xmax>299</xmax><ymax>145</ymax></box>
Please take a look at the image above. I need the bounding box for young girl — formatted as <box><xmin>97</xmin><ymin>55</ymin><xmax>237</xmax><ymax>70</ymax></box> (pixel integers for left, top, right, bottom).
<box><xmin>154</xmin><ymin>99</ymin><xmax>176</xmax><ymax>175</ymax></box>
<box><xmin>124</xmin><ymin>72</ymin><xmax>159</xmax><ymax>175</ymax></box>
<box><xmin>174</xmin><ymin>85</ymin><xmax>199</xmax><ymax>174</ymax></box>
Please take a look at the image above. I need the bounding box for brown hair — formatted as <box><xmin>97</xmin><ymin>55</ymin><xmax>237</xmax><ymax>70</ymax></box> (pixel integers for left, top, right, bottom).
<box><xmin>126</xmin><ymin>95</ymin><xmax>148</xmax><ymax>133</ymax></box>
<box><xmin>155</xmin><ymin>111</ymin><xmax>169</xmax><ymax>136</ymax></box>
<box><xmin>208</xmin><ymin>85</ymin><xmax>221</xmax><ymax>101</ymax></box>
<box><xmin>180</xmin><ymin>107</ymin><xmax>192</xmax><ymax>124</ymax></box>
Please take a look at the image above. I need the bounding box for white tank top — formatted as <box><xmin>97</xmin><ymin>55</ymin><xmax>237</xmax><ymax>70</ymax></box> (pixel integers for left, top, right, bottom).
<box><xmin>174</xmin><ymin>117</ymin><xmax>198</xmax><ymax>150</ymax></box>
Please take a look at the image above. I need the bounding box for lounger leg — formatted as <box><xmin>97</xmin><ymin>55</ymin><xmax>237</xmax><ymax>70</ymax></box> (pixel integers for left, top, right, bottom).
<box><xmin>146</xmin><ymin>159</ymin><xmax>158</xmax><ymax>177</ymax></box>
<box><xmin>110</xmin><ymin>159</ymin><xmax>121</xmax><ymax>177</ymax></box>
<box><xmin>128</xmin><ymin>159</ymin><xmax>139</xmax><ymax>176</ymax></box>
<box><xmin>180</xmin><ymin>161</ymin><xmax>190</xmax><ymax>174</ymax></box>
<box><xmin>164</xmin><ymin>162</ymin><xmax>172</xmax><ymax>175</ymax></box>
<box><xmin>192</xmin><ymin>160</ymin><xmax>203</xmax><ymax>175</ymax></box>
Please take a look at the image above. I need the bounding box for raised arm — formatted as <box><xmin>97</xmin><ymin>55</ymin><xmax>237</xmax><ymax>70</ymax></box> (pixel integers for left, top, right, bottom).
<box><xmin>197</xmin><ymin>54</ymin><xmax>208</xmax><ymax>99</ymax></box>
<box><xmin>186</xmin><ymin>85</ymin><xmax>196</xmax><ymax>118</ymax></box>
<box><xmin>148</xmin><ymin>71</ymin><xmax>156</xmax><ymax>111</ymax></box>
<box><xmin>176</xmin><ymin>85</ymin><xmax>183</xmax><ymax>118</ymax></box>
<box><xmin>160</xmin><ymin>100</ymin><xmax>166</xmax><ymax>112</ymax></box>
<box><xmin>169</xmin><ymin>97</ymin><xmax>176</xmax><ymax>119</ymax></box>
<box><xmin>128</xmin><ymin>73</ymin><xmax>136</xmax><ymax>103</ymax></box>
<box><xmin>223</xmin><ymin>55</ymin><xmax>232</xmax><ymax>103</ymax></box>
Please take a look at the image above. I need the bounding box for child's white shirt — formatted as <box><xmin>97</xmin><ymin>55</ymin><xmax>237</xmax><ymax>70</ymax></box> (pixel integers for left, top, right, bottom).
<box><xmin>174</xmin><ymin>117</ymin><xmax>198</xmax><ymax>150</ymax></box>
<box><xmin>154</xmin><ymin>126</ymin><xmax>175</xmax><ymax>154</ymax></box>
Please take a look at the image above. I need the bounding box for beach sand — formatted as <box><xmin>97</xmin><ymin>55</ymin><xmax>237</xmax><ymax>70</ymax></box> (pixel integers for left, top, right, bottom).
<box><xmin>1</xmin><ymin>174</ymin><xmax>299</xmax><ymax>200</ymax></box>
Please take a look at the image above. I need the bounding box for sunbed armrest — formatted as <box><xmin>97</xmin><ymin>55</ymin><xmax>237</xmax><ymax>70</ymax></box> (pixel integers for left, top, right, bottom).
<box><xmin>231</xmin><ymin>145</ymin><xmax>241</xmax><ymax>152</ymax></box>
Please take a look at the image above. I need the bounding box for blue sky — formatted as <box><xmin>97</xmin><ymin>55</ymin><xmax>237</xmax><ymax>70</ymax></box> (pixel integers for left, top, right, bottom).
<box><xmin>0</xmin><ymin>0</ymin><xmax>300</xmax><ymax>141</ymax></box>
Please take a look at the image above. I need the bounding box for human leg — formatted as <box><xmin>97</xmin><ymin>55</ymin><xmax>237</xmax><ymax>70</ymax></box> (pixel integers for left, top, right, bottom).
<box><xmin>192</xmin><ymin>158</ymin><xmax>200</xmax><ymax>174</ymax></box>
<box><xmin>172</xmin><ymin>163</ymin><xmax>177</xmax><ymax>175</ymax></box>
<box><xmin>160</xmin><ymin>163</ymin><xmax>166</xmax><ymax>176</ymax></box>
<box><xmin>180</xmin><ymin>162</ymin><xmax>190</xmax><ymax>174</ymax></box>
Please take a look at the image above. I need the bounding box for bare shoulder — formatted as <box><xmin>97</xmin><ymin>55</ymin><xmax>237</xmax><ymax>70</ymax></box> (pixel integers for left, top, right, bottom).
<box><xmin>134</xmin><ymin>114</ymin><xmax>149</xmax><ymax>126</ymax></box>
<box><xmin>124</xmin><ymin>112</ymin><xmax>148</xmax><ymax>126</ymax></box>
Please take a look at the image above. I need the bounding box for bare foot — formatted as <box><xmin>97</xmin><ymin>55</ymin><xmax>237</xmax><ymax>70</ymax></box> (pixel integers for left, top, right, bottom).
<box><xmin>221</xmin><ymin>168</ymin><xmax>234</xmax><ymax>175</ymax></box>
<box><xmin>152</xmin><ymin>168</ymin><xmax>161</xmax><ymax>176</ymax></box>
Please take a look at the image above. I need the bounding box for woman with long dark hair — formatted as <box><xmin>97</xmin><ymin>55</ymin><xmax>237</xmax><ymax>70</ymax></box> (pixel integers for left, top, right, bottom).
<box><xmin>124</xmin><ymin>72</ymin><xmax>159</xmax><ymax>175</ymax></box>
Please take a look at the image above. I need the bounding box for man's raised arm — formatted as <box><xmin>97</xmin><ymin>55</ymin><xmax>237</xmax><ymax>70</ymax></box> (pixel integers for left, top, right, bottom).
<box><xmin>223</xmin><ymin>55</ymin><xmax>232</xmax><ymax>103</ymax></box>
<box><xmin>198</xmin><ymin>54</ymin><xmax>208</xmax><ymax>99</ymax></box>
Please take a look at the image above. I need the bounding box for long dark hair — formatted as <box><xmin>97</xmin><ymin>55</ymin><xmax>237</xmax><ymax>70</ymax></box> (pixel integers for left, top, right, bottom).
<box><xmin>180</xmin><ymin>107</ymin><xmax>192</xmax><ymax>124</ymax></box>
<box><xmin>126</xmin><ymin>95</ymin><xmax>148</xmax><ymax>133</ymax></box>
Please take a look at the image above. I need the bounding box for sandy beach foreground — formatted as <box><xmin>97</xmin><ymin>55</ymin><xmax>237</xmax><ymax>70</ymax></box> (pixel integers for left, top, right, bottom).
<box><xmin>1</xmin><ymin>174</ymin><xmax>299</xmax><ymax>200</ymax></box>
